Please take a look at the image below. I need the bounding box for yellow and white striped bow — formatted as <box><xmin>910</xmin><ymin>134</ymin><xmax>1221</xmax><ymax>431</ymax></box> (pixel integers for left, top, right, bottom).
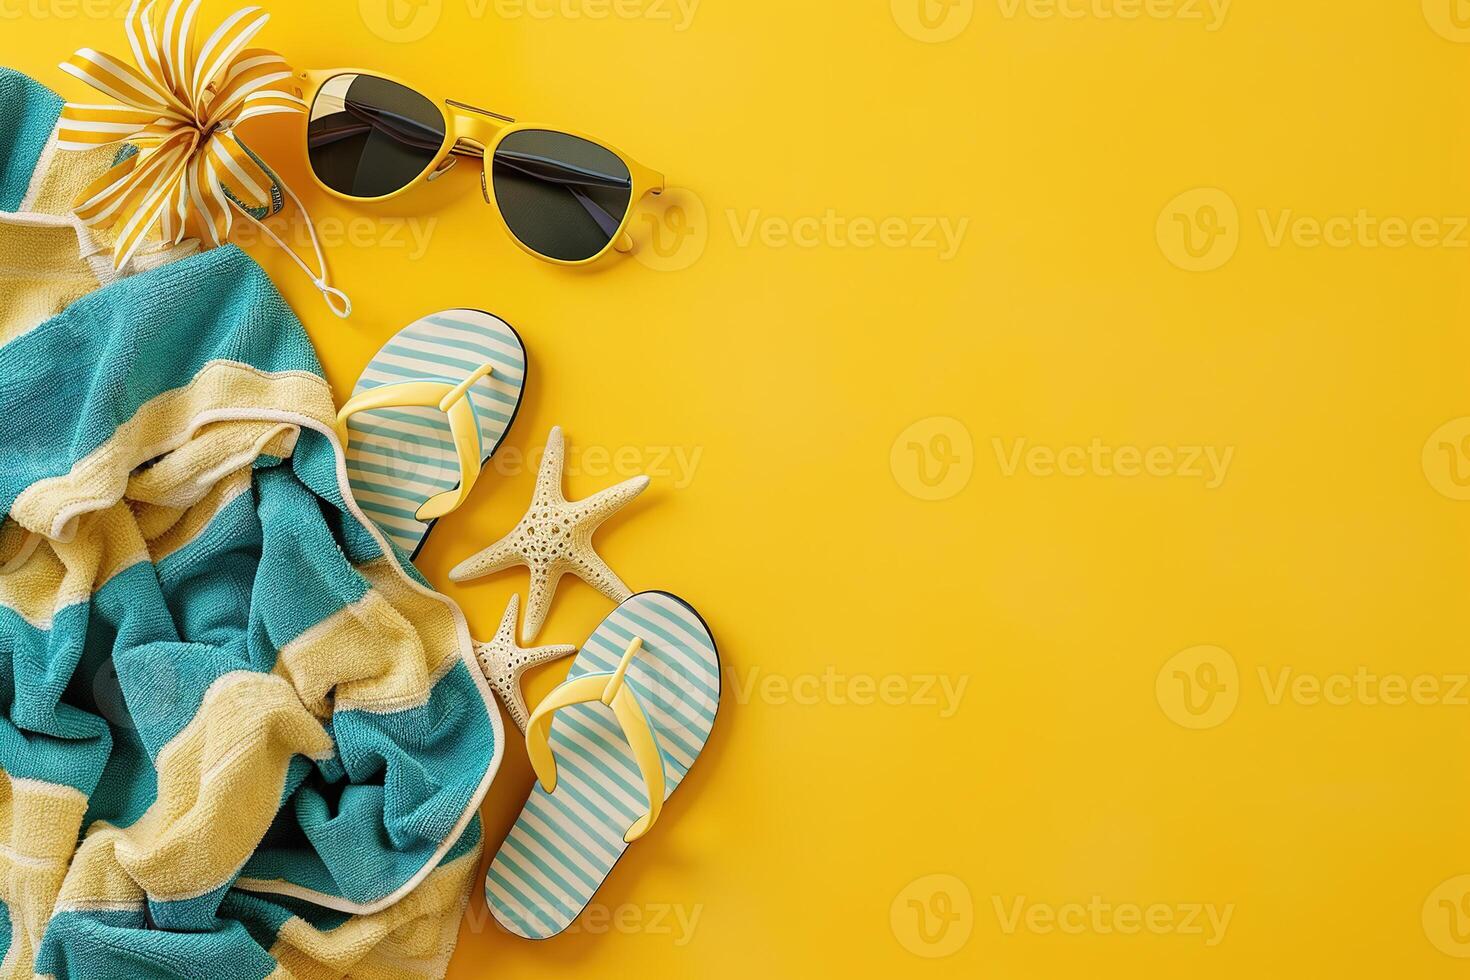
<box><xmin>55</xmin><ymin>0</ymin><xmax>308</xmax><ymax>276</ymax></box>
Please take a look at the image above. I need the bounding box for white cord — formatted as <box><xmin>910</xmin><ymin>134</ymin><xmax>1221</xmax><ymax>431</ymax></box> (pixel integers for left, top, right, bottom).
<box><xmin>229</xmin><ymin>180</ymin><xmax>353</xmax><ymax>319</ymax></box>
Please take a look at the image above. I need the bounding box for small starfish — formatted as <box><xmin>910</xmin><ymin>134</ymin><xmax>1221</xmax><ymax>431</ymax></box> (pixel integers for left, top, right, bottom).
<box><xmin>475</xmin><ymin>594</ymin><xmax>578</xmax><ymax>733</ymax></box>
<box><xmin>450</xmin><ymin>426</ymin><xmax>648</xmax><ymax>643</ymax></box>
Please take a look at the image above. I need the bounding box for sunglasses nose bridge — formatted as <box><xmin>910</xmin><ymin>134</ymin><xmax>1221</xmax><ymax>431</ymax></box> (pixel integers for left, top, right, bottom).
<box><xmin>446</xmin><ymin>136</ymin><xmax>493</xmax><ymax>205</ymax></box>
<box><xmin>445</xmin><ymin>111</ymin><xmax>505</xmax><ymax>205</ymax></box>
<box><xmin>449</xmin><ymin>110</ymin><xmax>504</xmax><ymax>146</ymax></box>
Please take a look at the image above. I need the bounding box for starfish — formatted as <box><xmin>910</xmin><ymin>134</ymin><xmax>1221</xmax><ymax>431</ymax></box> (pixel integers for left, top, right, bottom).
<box><xmin>450</xmin><ymin>426</ymin><xmax>649</xmax><ymax>643</ymax></box>
<box><xmin>474</xmin><ymin>594</ymin><xmax>578</xmax><ymax>733</ymax></box>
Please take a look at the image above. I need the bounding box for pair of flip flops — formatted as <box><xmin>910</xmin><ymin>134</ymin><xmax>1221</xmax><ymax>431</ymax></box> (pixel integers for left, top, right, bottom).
<box><xmin>339</xmin><ymin>313</ymin><xmax>721</xmax><ymax>940</ymax></box>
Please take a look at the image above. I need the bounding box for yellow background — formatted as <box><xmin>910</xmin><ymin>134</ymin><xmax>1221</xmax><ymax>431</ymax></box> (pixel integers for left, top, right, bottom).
<box><xmin>7</xmin><ymin>0</ymin><xmax>1470</xmax><ymax>975</ymax></box>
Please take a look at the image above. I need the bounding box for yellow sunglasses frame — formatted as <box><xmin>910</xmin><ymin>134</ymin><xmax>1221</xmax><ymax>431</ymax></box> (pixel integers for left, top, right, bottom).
<box><xmin>297</xmin><ymin>68</ymin><xmax>666</xmax><ymax>266</ymax></box>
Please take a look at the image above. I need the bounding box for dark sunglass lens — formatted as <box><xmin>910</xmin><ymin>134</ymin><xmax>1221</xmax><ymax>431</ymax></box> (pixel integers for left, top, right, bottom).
<box><xmin>307</xmin><ymin>74</ymin><xmax>446</xmax><ymax>199</ymax></box>
<box><xmin>492</xmin><ymin>130</ymin><xmax>633</xmax><ymax>262</ymax></box>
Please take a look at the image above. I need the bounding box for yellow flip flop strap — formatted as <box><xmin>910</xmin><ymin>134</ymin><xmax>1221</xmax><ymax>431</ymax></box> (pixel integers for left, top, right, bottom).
<box><xmin>334</xmin><ymin>363</ymin><xmax>495</xmax><ymax>522</ymax></box>
<box><xmin>525</xmin><ymin>636</ymin><xmax>667</xmax><ymax>843</ymax></box>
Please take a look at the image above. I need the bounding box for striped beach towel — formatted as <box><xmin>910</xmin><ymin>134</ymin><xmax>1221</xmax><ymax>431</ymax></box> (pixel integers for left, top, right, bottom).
<box><xmin>0</xmin><ymin>68</ymin><xmax>500</xmax><ymax>978</ymax></box>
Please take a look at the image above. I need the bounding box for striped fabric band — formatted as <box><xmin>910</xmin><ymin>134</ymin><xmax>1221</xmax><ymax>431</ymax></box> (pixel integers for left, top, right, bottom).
<box><xmin>55</xmin><ymin>0</ymin><xmax>305</xmax><ymax>269</ymax></box>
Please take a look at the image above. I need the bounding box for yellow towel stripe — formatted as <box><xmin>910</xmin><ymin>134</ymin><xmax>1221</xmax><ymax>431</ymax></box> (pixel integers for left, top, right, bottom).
<box><xmin>0</xmin><ymin>776</ymin><xmax>90</xmax><ymax>980</ymax></box>
<box><xmin>94</xmin><ymin>671</ymin><xmax>334</xmax><ymax>902</ymax></box>
<box><xmin>0</xmin><ymin>504</ymin><xmax>150</xmax><ymax>629</ymax></box>
<box><xmin>273</xmin><ymin>557</ymin><xmax>463</xmax><ymax>719</ymax></box>
<box><xmin>269</xmin><ymin>846</ymin><xmax>480</xmax><ymax>980</ymax></box>
<box><xmin>135</xmin><ymin>465</ymin><xmax>254</xmax><ymax>564</ymax></box>
<box><xmin>8</xmin><ymin>362</ymin><xmax>334</xmax><ymax>542</ymax></box>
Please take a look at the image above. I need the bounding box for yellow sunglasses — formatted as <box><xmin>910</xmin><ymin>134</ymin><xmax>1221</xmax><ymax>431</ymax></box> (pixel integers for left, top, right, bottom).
<box><xmin>299</xmin><ymin>69</ymin><xmax>665</xmax><ymax>266</ymax></box>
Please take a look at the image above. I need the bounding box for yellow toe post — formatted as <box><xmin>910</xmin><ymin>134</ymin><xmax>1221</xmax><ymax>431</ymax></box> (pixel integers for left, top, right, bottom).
<box><xmin>602</xmin><ymin>636</ymin><xmax>642</xmax><ymax>704</ymax></box>
<box><xmin>438</xmin><ymin>362</ymin><xmax>495</xmax><ymax>413</ymax></box>
<box><xmin>614</xmin><ymin>230</ymin><xmax>635</xmax><ymax>254</ymax></box>
<box><xmin>414</xmin><ymin>361</ymin><xmax>496</xmax><ymax>521</ymax></box>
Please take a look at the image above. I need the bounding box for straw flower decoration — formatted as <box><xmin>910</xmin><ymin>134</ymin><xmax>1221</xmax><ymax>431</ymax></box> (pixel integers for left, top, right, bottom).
<box><xmin>55</xmin><ymin>0</ymin><xmax>304</xmax><ymax>270</ymax></box>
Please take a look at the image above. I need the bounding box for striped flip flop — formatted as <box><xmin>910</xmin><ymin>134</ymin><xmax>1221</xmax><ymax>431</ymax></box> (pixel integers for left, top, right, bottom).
<box><xmin>485</xmin><ymin>591</ymin><xmax>721</xmax><ymax>939</ymax></box>
<box><xmin>339</xmin><ymin>309</ymin><xmax>527</xmax><ymax>559</ymax></box>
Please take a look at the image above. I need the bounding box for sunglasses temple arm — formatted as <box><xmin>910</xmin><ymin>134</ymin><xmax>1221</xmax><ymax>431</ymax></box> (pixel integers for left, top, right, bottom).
<box><xmin>568</xmin><ymin>185</ymin><xmax>624</xmax><ymax>239</ymax></box>
<box><xmin>494</xmin><ymin>151</ymin><xmax>630</xmax><ymax>190</ymax></box>
<box><xmin>475</xmin><ymin>155</ymin><xmax>628</xmax><ymax>235</ymax></box>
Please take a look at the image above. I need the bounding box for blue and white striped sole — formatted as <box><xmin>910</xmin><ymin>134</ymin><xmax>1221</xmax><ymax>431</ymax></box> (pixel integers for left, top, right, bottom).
<box><xmin>486</xmin><ymin>591</ymin><xmax>721</xmax><ymax>940</ymax></box>
<box><xmin>344</xmin><ymin>309</ymin><xmax>526</xmax><ymax>558</ymax></box>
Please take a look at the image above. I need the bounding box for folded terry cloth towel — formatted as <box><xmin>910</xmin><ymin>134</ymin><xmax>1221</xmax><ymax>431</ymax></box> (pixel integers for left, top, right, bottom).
<box><xmin>0</xmin><ymin>68</ymin><xmax>502</xmax><ymax>979</ymax></box>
